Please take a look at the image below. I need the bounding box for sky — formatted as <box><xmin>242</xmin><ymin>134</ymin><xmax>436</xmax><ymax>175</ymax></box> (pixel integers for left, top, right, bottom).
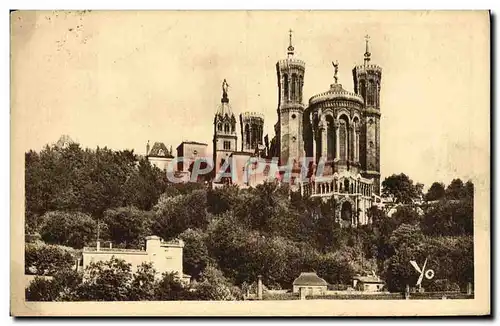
<box><xmin>11</xmin><ymin>10</ymin><xmax>490</xmax><ymax>188</ymax></box>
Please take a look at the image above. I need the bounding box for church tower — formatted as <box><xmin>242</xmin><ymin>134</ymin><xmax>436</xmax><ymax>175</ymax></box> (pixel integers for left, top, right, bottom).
<box><xmin>275</xmin><ymin>29</ymin><xmax>306</xmax><ymax>166</ymax></box>
<box><xmin>240</xmin><ymin>112</ymin><xmax>264</xmax><ymax>153</ymax></box>
<box><xmin>352</xmin><ymin>36</ymin><xmax>382</xmax><ymax>195</ymax></box>
<box><xmin>213</xmin><ymin>79</ymin><xmax>237</xmax><ymax>175</ymax></box>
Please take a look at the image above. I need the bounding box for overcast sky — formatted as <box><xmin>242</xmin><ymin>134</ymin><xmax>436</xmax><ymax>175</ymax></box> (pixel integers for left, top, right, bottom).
<box><xmin>11</xmin><ymin>10</ymin><xmax>489</xmax><ymax>188</ymax></box>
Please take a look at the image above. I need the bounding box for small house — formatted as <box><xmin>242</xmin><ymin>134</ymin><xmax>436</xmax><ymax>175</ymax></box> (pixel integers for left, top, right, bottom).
<box><xmin>352</xmin><ymin>275</ymin><xmax>385</xmax><ymax>292</ymax></box>
<box><xmin>292</xmin><ymin>272</ymin><xmax>328</xmax><ymax>296</ymax></box>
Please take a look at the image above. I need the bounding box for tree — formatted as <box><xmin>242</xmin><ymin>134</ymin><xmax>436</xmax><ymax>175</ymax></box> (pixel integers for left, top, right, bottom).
<box><xmin>77</xmin><ymin>257</ymin><xmax>133</xmax><ymax>301</ymax></box>
<box><xmin>420</xmin><ymin>199</ymin><xmax>473</xmax><ymax>236</ymax></box>
<box><xmin>25</xmin><ymin>269</ymin><xmax>82</xmax><ymax>301</ymax></box>
<box><xmin>152</xmin><ymin>189</ymin><xmax>208</xmax><ymax>240</ymax></box>
<box><xmin>424</xmin><ymin>182</ymin><xmax>446</xmax><ymax>202</ymax></box>
<box><xmin>194</xmin><ymin>265</ymin><xmax>243</xmax><ymax>301</ymax></box>
<box><xmin>39</xmin><ymin>211</ymin><xmax>97</xmax><ymax>249</ymax></box>
<box><xmin>206</xmin><ymin>184</ymin><xmax>240</xmax><ymax>216</ymax></box>
<box><xmin>129</xmin><ymin>262</ymin><xmax>158</xmax><ymax>301</ymax></box>
<box><xmin>445</xmin><ymin>178</ymin><xmax>466</xmax><ymax>200</ymax></box>
<box><xmin>384</xmin><ymin>224</ymin><xmax>427</xmax><ymax>292</ymax></box>
<box><xmin>25</xmin><ymin>242</ymin><xmax>76</xmax><ymax>276</ymax></box>
<box><xmin>178</xmin><ymin>228</ymin><xmax>214</xmax><ymax>280</ymax></box>
<box><xmin>154</xmin><ymin>272</ymin><xmax>191</xmax><ymax>300</ymax></box>
<box><xmin>381</xmin><ymin>173</ymin><xmax>421</xmax><ymax>204</ymax></box>
<box><xmin>103</xmin><ymin>206</ymin><xmax>153</xmax><ymax>248</ymax></box>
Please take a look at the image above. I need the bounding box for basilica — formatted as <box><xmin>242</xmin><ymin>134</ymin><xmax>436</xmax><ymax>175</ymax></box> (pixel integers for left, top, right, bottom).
<box><xmin>149</xmin><ymin>32</ymin><xmax>382</xmax><ymax>226</ymax></box>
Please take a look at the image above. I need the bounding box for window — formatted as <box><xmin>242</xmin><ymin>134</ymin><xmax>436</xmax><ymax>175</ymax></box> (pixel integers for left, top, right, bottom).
<box><xmin>223</xmin><ymin>141</ymin><xmax>231</xmax><ymax>150</ymax></box>
<box><xmin>224</xmin><ymin>123</ymin><xmax>230</xmax><ymax>133</ymax></box>
<box><xmin>283</xmin><ymin>74</ymin><xmax>289</xmax><ymax>99</ymax></box>
<box><xmin>218</xmin><ymin>123</ymin><xmax>222</xmax><ymax>131</ymax></box>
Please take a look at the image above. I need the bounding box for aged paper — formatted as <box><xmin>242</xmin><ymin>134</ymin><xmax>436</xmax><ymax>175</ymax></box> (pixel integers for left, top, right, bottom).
<box><xmin>11</xmin><ymin>10</ymin><xmax>490</xmax><ymax>316</ymax></box>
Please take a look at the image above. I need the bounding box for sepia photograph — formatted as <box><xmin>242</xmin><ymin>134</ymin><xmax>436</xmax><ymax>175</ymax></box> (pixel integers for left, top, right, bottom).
<box><xmin>10</xmin><ymin>10</ymin><xmax>490</xmax><ymax>316</ymax></box>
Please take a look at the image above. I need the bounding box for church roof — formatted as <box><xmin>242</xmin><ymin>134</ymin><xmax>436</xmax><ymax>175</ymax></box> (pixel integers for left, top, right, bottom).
<box><xmin>216</xmin><ymin>101</ymin><xmax>234</xmax><ymax>118</ymax></box>
<box><xmin>148</xmin><ymin>142</ymin><xmax>173</xmax><ymax>158</ymax></box>
<box><xmin>309</xmin><ymin>83</ymin><xmax>364</xmax><ymax>106</ymax></box>
<box><xmin>55</xmin><ymin>134</ymin><xmax>75</xmax><ymax>148</ymax></box>
<box><xmin>293</xmin><ymin>272</ymin><xmax>328</xmax><ymax>286</ymax></box>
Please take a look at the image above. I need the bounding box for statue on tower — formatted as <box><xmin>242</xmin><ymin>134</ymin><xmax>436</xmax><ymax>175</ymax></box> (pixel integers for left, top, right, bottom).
<box><xmin>332</xmin><ymin>60</ymin><xmax>339</xmax><ymax>84</ymax></box>
<box><xmin>222</xmin><ymin>79</ymin><xmax>229</xmax><ymax>98</ymax></box>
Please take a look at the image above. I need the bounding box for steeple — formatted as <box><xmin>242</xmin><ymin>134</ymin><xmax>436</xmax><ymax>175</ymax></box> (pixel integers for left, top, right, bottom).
<box><xmin>287</xmin><ymin>28</ymin><xmax>295</xmax><ymax>58</ymax></box>
<box><xmin>364</xmin><ymin>34</ymin><xmax>371</xmax><ymax>64</ymax></box>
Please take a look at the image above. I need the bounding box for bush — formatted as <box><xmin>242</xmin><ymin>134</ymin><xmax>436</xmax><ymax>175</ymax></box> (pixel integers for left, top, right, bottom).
<box><xmin>427</xmin><ymin>279</ymin><xmax>461</xmax><ymax>292</ymax></box>
<box><xmin>39</xmin><ymin>211</ymin><xmax>96</xmax><ymax>249</ymax></box>
<box><xmin>25</xmin><ymin>242</ymin><xmax>76</xmax><ymax>276</ymax></box>
<box><xmin>25</xmin><ymin>277</ymin><xmax>59</xmax><ymax>301</ymax></box>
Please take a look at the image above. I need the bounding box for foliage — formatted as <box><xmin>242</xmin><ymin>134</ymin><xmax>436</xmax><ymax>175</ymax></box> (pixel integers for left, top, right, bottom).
<box><xmin>427</xmin><ymin>279</ymin><xmax>461</xmax><ymax>292</ymax></box>
<box><xmin>25</xmin><ymin>144</ymin><xmax>167</xmax><ymax>225</ymax></box>
<box><xmin>39</xmin><ymin>211</ymin><xmax>96</xmax><ymax>249</ymax></box>
<box><xmin>25</xmin><ymin>242</ymin><xmax>76</xmax><ymax>276</ymax></box>
<box><xmin>178</xmin><ymin>228</ymin><xmax>214</xmax><ymax>280</ymax></box>
<box><xmin>194</xmin><ymin>265</ymin><xmax>243</xmax><ymax>301</ymax></box>
<box><xmin>425</xmin><ymin>182</ymin><xmax>446</xmax><ymax>202</ymax></box>
<box><xmin>420</xmin><ymin>199</ymin><xmax>473</xmax><ymax>236</ymax></box>
<box><xmin>152</xmin><ymin>189</ymin><xmax>209</xmax><ymax>240</ymax></box>
<box><xmin>76</xmin><ymin>257</ymin><xmax>134</xmax><ymax>301</ymax></box>
<box><xmin>381</xmin><ymin>173</ymin><xmax>421</xmax><ymax>204</ymax></box>
<box><xmin>103</xmin><ymin>206</ymin><xmax>153</xmax><ymax>248</ymax></box>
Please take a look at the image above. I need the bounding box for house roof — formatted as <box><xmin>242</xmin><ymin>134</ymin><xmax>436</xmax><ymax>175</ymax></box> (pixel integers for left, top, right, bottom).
<box><xmin>293</xmin><ymin>272</ymin><xmax>328</xmax><ymax>286</ymax></box>
<box><xmin>353</xmin><ymin>276</ymin><xmax>385</xmax><ymax>284</ymax></box>
<box><xmin>148</xmin><ymin>142</ymin><xmax>174</xmax><ymax>158</ymax></box>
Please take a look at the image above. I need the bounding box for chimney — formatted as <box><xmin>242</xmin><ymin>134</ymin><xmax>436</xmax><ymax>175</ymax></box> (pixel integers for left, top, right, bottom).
<box><xmin>257</xmin><ymin>275</ymin><xmax>263</xmax><ymax>300</ymax></box>
<box><xmin>96</xmin><ymin>240</ymin><xmax>100</xmax><ymax>251</ymax></box>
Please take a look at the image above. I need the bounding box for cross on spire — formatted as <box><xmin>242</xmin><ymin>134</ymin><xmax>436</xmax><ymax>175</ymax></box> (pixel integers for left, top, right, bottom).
<box><xmin>287</xmin><ymin>28</ymin><xmax>295</xmax><ymax>57</ymax></box>
<box><xmin>364</xmin><ymin>34</ymin><xmax>371</xmax><ymax>64</ymax></box>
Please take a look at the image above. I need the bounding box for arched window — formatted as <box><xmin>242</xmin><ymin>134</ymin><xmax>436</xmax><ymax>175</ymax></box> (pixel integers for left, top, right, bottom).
<box><xmin>218</xmin><ymin>123</ymin><xmax>222</xmax><ymax>131</ymax></box>
<box><xmin>326</xmin><ymin>115</ymin><xmax>335</xmax><ymax>160</ymax></box>
<box><xmin>224</xmin><ymin>123</ymin><xmax>230</xmax><ymax>133</ymax></box>
<box><xmin>299</xmin><ymin>75</ymin><xmax>304</xmax><ymax>103</ymax></box>
<box><xmin>291</xmin><ymin>74</ymin><xmax>297</xmax><ymax>101</ymax></box>
<box><xmin>353</xmin><ymin>117</ymin><xmax>360</xmax><ymax>162</ymax></box>
<box><xmin>339</xmin><ymin>115</ymin><xmax>349</xmax><ymax>160</ymax></box>
<box><xmin>360</xmin><ymin>80</ymin><xmax>366</xmax><ymax>102</ymax></box>
<box><xmin>283</xmin><ymin>74</ymin><xmax>289</xmax><ymax>100</ymax></box>
<box><xmin>245</xmin><ymin>124</ymin><xmax>250</xmax><ymax>147</ymax></box>
<box><xmin>367</xmin><ymin>79</ymin><xmax>376</xmax><ymax>106</ymax></box>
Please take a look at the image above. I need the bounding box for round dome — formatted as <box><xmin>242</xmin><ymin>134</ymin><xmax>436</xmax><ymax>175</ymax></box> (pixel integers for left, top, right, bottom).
<box><xmin>309</xmin><ymin>83</ymin><xmax>364</xmax><ymax>106</ymax></box>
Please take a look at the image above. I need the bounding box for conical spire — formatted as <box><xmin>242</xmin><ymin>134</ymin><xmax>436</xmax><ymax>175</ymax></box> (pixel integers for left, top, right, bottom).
<box><xmin>364</xmin><ymin>34</ymin><xmax>371</xmax><ymax>64</ymax></box>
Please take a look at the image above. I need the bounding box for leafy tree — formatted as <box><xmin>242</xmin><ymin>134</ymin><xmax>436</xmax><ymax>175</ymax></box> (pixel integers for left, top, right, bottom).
<box><xmin>383</xmin><ymin>224</ymin><xmax>426</xmax><ymax>292</ymax></box>
<box><xmin>445</xmin><ymin>178</ymin><xmax>466</xmax><ymax>200</ymax></box>
<box><xmin>25</xmin><ymin>276</ymin><xmax>61</xmax><ymax>301</ymax></box>
<box><xmin>39</xmin><ymin>211</ymin><xmax>96</xmax><ymax>249</ymax></box>
<box><xmin>152</xmin><ymin>189</ymin><xmax>208</xmax><ymax>240</ymax></box>
<box><xmin>381</xmin><ymin>173</ymin><xmax>421</xmax><ymax>204</ymax></box>
<box><xmin>425</xmin><ymin>182</ymin><xmax>446</xmax><ymax>202</ymax></box>
<box><xmin>392</xmin><ymin>205</ymin><xmax>421</xmax><ymax>226</ymax></box>
<box><xmin>194</xmin><ymin>265</ymin><xmax>243</xmax><ymax>301</ymax></box>
<box><xmin>77</xmin><ymin>257</ymin><xmax>133</xmax><ymax>301</ymax></box>
<box><xmin>421</xmin><ymin>199</ymin><xmax>473</xmax><ymax>236</ymax></box>
<box><xmin>25</xmin><ymin>242</ymin><xmax>76</xmax><ymax>276</ymax></box>
<box><xmin>103</xmin><ymin>206</ymin><xmax>153</xmax><ymax>248</ymax></box>
<box><xmin>126</xmin><ymin>262</ymin><xmax>158</xmax><ymax>301</ymax></box>
<box><xmin>154</xmin><ymin>272</ymin><xmax>191</xmax><ymax>300</ymax></box>
<box><xmin>178</xmin><ymin>228</ymin><xmax>214</xmax><ymax>280</ymax></box>
<box><xmin>206</xmin><ymin>184</ymin><xmax>240</xmax><ymax>216</ymax></box>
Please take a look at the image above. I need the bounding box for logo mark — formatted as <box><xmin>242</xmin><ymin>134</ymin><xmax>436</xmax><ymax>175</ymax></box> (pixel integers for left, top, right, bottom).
<box><xmin>410</xmin><ymin>258</ymin><xmax>435</xmax><ymax>286</ymax></box>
